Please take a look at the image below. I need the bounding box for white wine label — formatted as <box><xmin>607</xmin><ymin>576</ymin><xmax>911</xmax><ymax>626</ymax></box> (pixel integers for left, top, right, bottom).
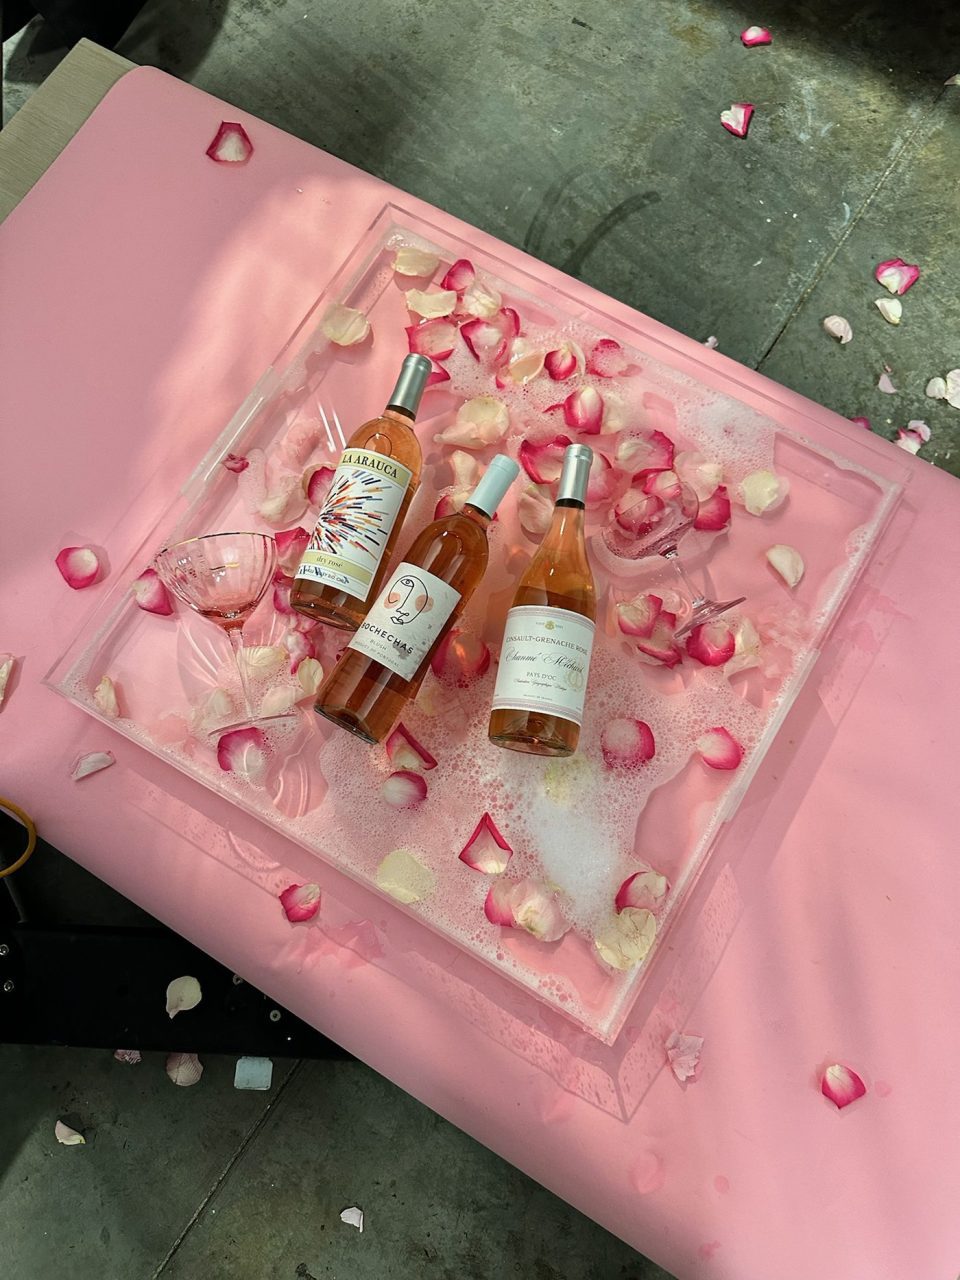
<box><xmin>491</xmin><ymin>605</ymin><xmax>595</xmax><ymax>727</ymax></box>
<box><xmin>347</xmin><ymin>562</ymin><xmax>461</xmax><ymax>681</ymax></box>
<box><xmin>293</xmin><ymin>448</ymin><xmax>413</xmax><ymax>601</ymax></box>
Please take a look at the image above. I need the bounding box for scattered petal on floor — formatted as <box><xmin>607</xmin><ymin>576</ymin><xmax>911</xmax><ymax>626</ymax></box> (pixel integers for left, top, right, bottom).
<box><xmin>925</xmin><ymin>376</ymin><xmax>947</xmax><ymax>400</ymax></box>
<box><xmin>166</xmin><ymin>1052</ymin><xmax>204</xmax><ymax>1087</ymax></box>
<box><xmin>874</xmin><ymin>297</ymin><xmax>902</xmax><ymax>325</ymax></box>
<box><xmin>340</xmin><ymin>1206</ymin><xmax>364</xmax><ymax>1232</ymax></box>
<box><xmin>848</xmin><ymin>416</ymin><xmax>872</xmax><ymax>430</ymax></box>
<box><xmin>113</xmin><ymin>1049</ymin><xmax>142</xmax><ymax>1065</ymax></box>
<box><xmin>166</xmin><ymin>975</ymin><xmax>202</xmax><ymax>1018</ymax></box>
<box><xmin>821</xmin><ymin>315</ymin><xmax>852</xmax><ymax>344</ymax></box>
<box><xmin>875</xmin><ymin>257</ymin><xmax>920</xmax><ymax>295</ymax></box>
<box><xmin>720</xmin><ymin>102</ymin><xmax>754</xmax><ymax>138</ymax></box>
<box><xmin>740</xmin><ymin>25</ymin><xmax>772</xmax><ymax>45</ymax></box>
<box><xmin>665</xmin><ymin>1031</ymin><xmax>704</xmax><ymax>1083</ymax></box>
<box><xmin>821</xmin><ymin>1062</ymin><xmax>867</xmax><ymax>1109</ymax></box>
<box><xmin>944</xmin><ymin>369</ymin><xmax>960</xmax><ymax>409</ymax></box>
<box><xmin>55</xmin><ymin>1120</ymin><xmax>85</xmax><ymax>1145</ymax></box>
<box><xmin>877</xmin><ymin>372</ymin><xmax>897</xmax><ymax>394</ymax></box>
<box><xmin>703</xmin><ymin>335</ymin><xmax>719</xmax><ymax>349</ymax></box>
<box><xmin>71</xmin><ymin>750</ymin><xmax>115</xmax><ymax>781</ymax></box>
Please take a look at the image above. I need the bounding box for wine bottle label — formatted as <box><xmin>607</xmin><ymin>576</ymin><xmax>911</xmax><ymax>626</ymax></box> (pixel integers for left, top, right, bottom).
<box><xmin>294</xmin><ymin>448</ymin><xmax>413</xmax><ymax>601</ymax></box>
<box><xmin>491</xmin><ymin>605</ymin><xmax>595</xmax><ymax>727</ymax></box>
<box><xmin>347</xmin><ymin>562</ymin><xmax>461</xmax><ymax>681</ymax></box>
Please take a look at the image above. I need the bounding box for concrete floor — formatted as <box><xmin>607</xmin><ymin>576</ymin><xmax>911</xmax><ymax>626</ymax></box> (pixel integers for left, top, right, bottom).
<box><xmin>2</xmin><ymin>0</ymin><xmax>959</xmax><ymax>1276</ymax></box>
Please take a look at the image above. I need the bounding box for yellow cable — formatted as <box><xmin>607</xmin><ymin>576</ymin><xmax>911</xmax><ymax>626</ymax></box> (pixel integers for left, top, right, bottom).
<box><xmin>0</xmin><ymin>797</ymin><xmax>37</xmax><ymax>878</ymax></box>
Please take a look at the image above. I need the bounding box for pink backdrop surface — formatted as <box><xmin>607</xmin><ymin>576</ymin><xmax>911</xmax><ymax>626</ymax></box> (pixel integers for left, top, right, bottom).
<box><xmin>2</xmin><ymin>68</ymin><xmax>959</xmax><ymax>1280</ymax></box>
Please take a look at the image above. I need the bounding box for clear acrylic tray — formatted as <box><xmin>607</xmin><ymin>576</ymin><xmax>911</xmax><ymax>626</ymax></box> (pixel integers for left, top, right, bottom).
<box><xmin>46</xmin><ymin>202</ymin><xmax>905</xmax><ymax>1043</ymax></box>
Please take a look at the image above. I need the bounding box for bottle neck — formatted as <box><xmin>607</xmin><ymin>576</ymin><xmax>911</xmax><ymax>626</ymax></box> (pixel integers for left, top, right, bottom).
<box><xmin>461</xmin><ymin>503</ymin><xmax>493</xmax><ymax>531</ymax></box>
<box><xmin>383</xmin><ymin>405</ymin><xmax>415</xmax><ymax>425</ymax></box>
<box><xmin>544</xmin><ymin>500</ymin><xmax>585</xmax><ymax>547</ymax></box>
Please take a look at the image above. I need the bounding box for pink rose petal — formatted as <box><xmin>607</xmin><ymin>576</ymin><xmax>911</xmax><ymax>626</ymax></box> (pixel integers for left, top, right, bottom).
<box><xmin>302</xmin><ymin>464</ymin><xmax>335</xmax><ymax>507</ymax></box>
<box><xmin>205</xmin><ymin>121</ymin><xmax>253</xmax><ymax>164</ymax></box>
<box><xmin>0</xmin><ymin>654</ymin><xmax>17</xmax><ymax>711</ymax></box>
<box><xmin>483</xmin><ymin>877</ymin><xmax>518</xmax><ymax>926</ymax></box>
<box><xmin>615</xmin><ymin>429</ymin><xmax>675</xmax><ymax>478</ymax></box>
<box><xmin>601</xmin><ymin>718</ymin><xmax>656</xmax><ymax>768</ymax></box>
<box><xmin>484</xmin><ymin>876</ymin><xmax>570</xmax><ymax>941</ymax></box>
<box><xmin>435</xmin><ymin>395</ymin><xmax>509</xmax><ymax>449</ymax></box>
<box><xmin>586</xmin><ymin>338</ymin><xmax>637</xmax><ymax>378</ymax></box>
<box><xmin>404</xmin><ymin>288</ymin><xmax>458</xmax><ymax>319</ymax></box>
<box><xmin>616</xmin><ymin>592</ymin><xmax>663</xmax><ymax>638</ymax></box>
<box><xmin>635</xmin><ymin>615</ymin><xmax>683</xmax><ymax>668</ymax></box>
<box><xmin>380</xmin><ymin>769</ymin><xmax>428</xmax><ymax>809</ymax></box>
<box><xmin>642</xmin><ymin>468</ymin><xmax>681</xmax><ymax>501</ymax></box>
<box><xmin>721</xmin><ymin>102</ymin><xmax>754</xmax><ymax>138</ymax></box>
<box><xmin>694</xmin><ymin>484</ymin><xmax>732</xmax><ymax>532</ymax></box>
<box><xmin>392</xmin><ymin>246</ymin><xmax>439</xmax><ymax>277</ymax></box>
<box><xmin>279</xmin><ymin>882</ymin><xmax>321</xmax><ymax>922</ymax></box>
<box><xmin>459</xmin><ymin>812</ymin><xmax>513</xmax><ymax>874</ymax></box>
<box><xmin>674</xmin><ymin>451</ymin><xmax>723</xmax><ymax>501</ymax></box>
<box><xmin>284</xmin><ymin>627</ymin><xmax>318</xmax><ymax>674</ymax></box>
<box><xmin>666</xmin><ymin>1031</ymin><xmax>703</xmax><ymax>1083</ymax></box>
<box><xmin>426</xmin><ymin>361</ymin><xmax>451</xmax><ymax>386</ymax></box>
<box><xmin>385</xmin><ymin>723</ymin><xmax>438</xmax><ymax>773</ymax></box>
<box><xmin>696</xmin><ymin>727</ymin><xmax>743</xmax><ymax>770</ymax></box>
<box><xmin>517</xmin><ymin>484</ymin><xmax>555</xmax><ymax>538</ymax></box>
<box><xmin>406</xmin><ymin>317</ymin><xmax>457</xmax><ymax>360</ymax></box>
<box><xmin>165</xmin><ymin>1052</ymin><xmax>203</xmax><ymax>1086</ymax></box>
<box><xmin>561</xmin><ymin>385</ymin><xmax>604</xmax><ymax>435</ymax></box>
<box><xmin>703</xmin><ymin>335</ymin><xmax>719</xmax><ymax>349</ymax></box>
<box><xmin>113</xmin><ymin>1049</ymin><xmax>141</xmax><ymax>1065</ymax></box>
<box><xmin>217</xmin><ymin>727</ymin><xmax>268</xmax><ymax>781</ymax></box>
<box><xmin>821</xmin><ymin>1062</ymin><xmax>867</xmax><ymax>1109</ymax></box>
<box><xmin>71</xmin><ymin>750</ymin><xmax>115</xmax><ymax>781</ymax></box>
<box><xmin>133</xmin><ymin>567</ymin><xmax>174</xmax><ymax>615</ymax></box>
<box><xmin>165</xmin><ymin>975</ymin><xmax>202</xmax><ymax>1018</ymax></box>
<box><xmin>430</xmin><ymin>629</ymin><xmax>491</xmax><ymax>685</ymax></box>
<box><xmin>460</xmin><ymin>276</ymin><xmax>502</xmax><ymax>319</ymax></box>
<box><xmin>221</xmin><ymin>453</ymin><xmax>249</xmax><ymax>473</ymax></box>
<box><xmin>686</xmin><ymin>620</ymin><xmax>736</xmax><ymax>666</ymax></box>
<box><xmin>321</xmin><ymin>304</ymin><xmax>371</xmax><ymax>347</ymax></box>
<box><xmin>440</xmin><ymin>258</ymin><xmax>476</xmax><ymax>292</ymax></box>
<box><xmin>877</xmin><ymin>372</ymin><xmax>897</xmax><ymax>394</ymax></box>
<box><xmin>544</xmin><ymin>341</ymin><xmax>583</xmax><ymax>381</ymax></box>
<box><xmin>616</xmin><ymin>869</ymin><xmax>669</xmax><ymax>913</ymax></box>
<box><xmin>56</xmin><ymin>545</ymin><xmax>101</xmax><ymax>590</ymax></box>
<box><xmin>848</xmin><ymin>416</ymin><xmax>872</xmax><ymax>430</ymax></box>
<box><xmin>459</xmin><ymin>309</ymin><xmax>518</xmax><ymax>364</ymax></box>
<box><xmin>495</xmin><ymin>338</ymin><xmax>546</xmax><ymax>388</ymax></box>
<box><xmin>275</xmin><ymin>526</ymin><xmax>310</xmax><ymax>575</ymax></box>
<box><xmin>875</xmin><ymin>257</ymin><xmax>920</xmax><ymax>295</ymax></box>
<box><xmin>519</xmin><ymin>434</ymin><xmax>572</xmax><ymax>484</ymax></box>
<box><xmin>585</xmin><ymin>452</ymin><xmax>620</xmax><ymax>506</ymax></box>
<box><xmin>93</xmin><ymin>675</ymin><xmax>120</xmax><ymax>719</ymax></box>
<box><xmin>55</xmin><ymin>1120</ymin><xmax>86</xmax><ymax>1145</ymax></box>
<box><xmin>740</xmin><ymin>24</ymin><xmax>772</xmax><ymax>45</ymax></box>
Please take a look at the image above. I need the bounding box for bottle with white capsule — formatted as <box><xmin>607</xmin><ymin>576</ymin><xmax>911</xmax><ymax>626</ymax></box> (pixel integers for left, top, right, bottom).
<box><xmin>488</xmin><ymin>443</ymin><xmax>596</xmax><ymax>757</ymax></box>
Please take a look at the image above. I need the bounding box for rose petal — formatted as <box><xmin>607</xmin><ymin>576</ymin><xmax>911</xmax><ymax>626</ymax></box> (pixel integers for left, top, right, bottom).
<box><xmin>595</xmin><ymin>907</ymin><xmax>657</xmax><ymax>969</ymax></box>
<box><xmin>696</xmin><ymin>727</ymin><xmax>743</xmax><ymax>770</ymax></box>
<box><xmin>275</xmin><ymin>526</ymin><xmax>310</xmax><ymax>575</ymax></box>
<box><xmin>448</xmin><ymin>449</ymin><xmax>482</xmax><ymax>489</ymax></box>
<box><xmin>544</xmin><ymin>341</ymin><xmax>583</xmax><ymax>381</ymax></box>
<box><xmin>381</xmin><ymin>770</ymin><xmax>428</xmax><ymax>809</ymax></box>
<box><xmin>259</xmin><ymin>475</ymin><xmax>308</xmax><ymax>526</ymax></box>
<box><xmin>674</xmin><ymin>451</ymin><xmax>724</xmax><ymax>501</ymax></box>
<box><xmin>430</xmin><ymin>629</ymin><xmax>490</xmax><ymax>685</ymax></box>
<box><xmin>302</xmin><ymin>464</ymin><xmax>335</xmax><ymax>507</ymax></box>
<box><xmin>821</xmin><ymin>1062</ymin><xmax>867</xmax><ymax>1109</ymax></box>
<box><xmin>694</xmin><ymin>484</ymin><xmax>732</xmax><ymax>532</ymax></box>
<box><xmin>601</xmin><ymin>718</ymin><xmax>656</xmax><ymax>768</ymax></box>
<box><xmin>822</xmin><ymin>315</ymin><xmax>853</xmax><ymax>344</ymax></box>
<box><xmin>165</xmin><ymin>1052</ymin><xmax>203</xmax><ymax>1087</ymax></box>
<box><xmin>385</xmin><ymin>723</ymin><xmax>438</xmax><ymax>773</ymax></box>
<box><xmin>459</xmin><ymin>812</ymin><xmax>513</xmax><ymax>873</ymax></box>
<box><xmin>586</xmin><ymin>338</ymin><xmax>637</xmax><ymax>378</ymax></box>
<box><xmin>925</xmin><ymin>377</ymin><xmax>947</xmax><ymax>400</ymax></box>
<box><xmin>875</xmin><ymin>257</ymin><xmax>920</xmax><ymax>295</ymax></box>
<box><xmin>517</xmin><ymin>484</ymin><xmax>554</xmax><ymax>539</ymax></box>
<box><xmin>440</xmin><ymin>258</ymin><xmax>476</xmax><ymax>292</ymax></box>
<box><xmin>946</xmin><ymin>73</ymin><xmax>960</xmax><ymax>85</ymax></box>
<box><xmin>392</xmin><ymin>246</ymin><xmax>440</xmax><ymax>276</ymax></box>
<box><xmin>205</xmin><ymin>121</ymin><xmax>253</xmax><ymax>164</ymax></box>
<box><xmin>724</xmin><ymin>616</ymin><xmax>762</xmax><ymax>676</ymax></box>
<box><xmin>877</xmin><ymin>371</ymin><xmax>898</xmax><ymax>394</ymax></box>
<box><xmin>375</xmin><ymin>848</ymin><xmax>436</xmax><ymax>903</ymax></box>
<box><xmin>686</xmin><ymin>620</ymin><xmax>736</xmax><ymax>666</ymax></box>
<box><xmin>495</xmin><ymin>338</ymin><xmax>546</xmax><ymax>388</ymax></box>
<box><xmin>615</xmin><ymin>429</ymin><xmax>675</xmax><ymax>477</ymax></box>
<box><xmin>483</xmin><ymin>877</ymin><xmax>518</xmax><ymax>925</ymax></box>
<box><xmin>340</xmin><ymin>1206</ymin><xmax>364</xmax><ymax>1233</ymax></box>
<box><xmin>434</xmin><ymin>490</ymin><xmax>469</xmax><ymax>518</ymax></box>
<box><xmin>895</xmin><ymin>429</ymin><xmax>923</xmax><ymax>455</ymax></box>
<box><xmin>56</xmin><ymin>545</ymin><xmax>101</xmax><ymax>590</ymax></box>
<box><xmin>642</xmin><ymin>468</ymin><xmax>681</xmax><ymax>501</ymax></box>
<box><xmin>260</xmin><ymin>685</ymin><xmax>298</xmax><ymax>718</ymax></box>
<box><xmin>406</xmin><ymin>317</ymin><xmax>458</xmax><ymax>360</ymax></box>
<box><xmin>165</xmin><ymin>975</ymin><xmax>202</xmax><ymax>1018</ymax></box>
<box><xmin>946</xmin><ymin>369</ymin><xmax>960</xmax><ymax>409</ymax></box>
<box><xmin>766</xmin><ymin>544</ymin><xmax>805</xmax><ymax>587</ymax></box>
<box><xmin>321</xmin><ymin>303</ymin><xmax>370</xmax><ymax>347</ymax></box>
<box><xmin>720</xmin><ymin>102</ymin><xmax>754</xmax><ymax>137</ymax></box>
<box><xmin>134</xmin><ymin>566</ymin><xmax>175</xmax><ymax>615</ymax></box>
<box><xmin>907</xmin><ymin>418</ymin><xmax>931</xmax><ymax>442</ymax></box>
<box><xmin>221</xmin><ymin>453</ymin><xmax>249</xmax><ymax>473</ymax></box>
<box><xmin>71</xmin><ymin>750</ymin><xmax>115</xmax><ymax>780</ymax></box>
<box><xmin>485</xmin><ymin>877</ymin><xmax>570</xmax><ymax>941</ymax></box>
<box><xmin>296</xmin><ymin>656</ymin><xmax>324</xmax><ymax>697</ymax></box>
<box><xmin>665</xmin><ymin>1031</ymin><xmax>703</xmax><ymax>1083</ymax></box>
<box><xmin>585</xmin><ymin>452</ymin><xmax>620</xmax><ymax>506</ymax></box>
<box><xmin>0</xmin><ymin>654</ymin><xmax>16</xmax><ymax>711</ymax></box>
<box><xmin>616</xmin><ymin>869</ymin><xmax>669</xmax><ymax>913</ymax></box>
<box><xmin>875</xmin><ymin>297</ymin><xmax>902</xmax><ymax>326</ymax></box>
<box><xmin>519</xmin><ymin>434</ymin><xmax>572</xmax><ymax>484</ymax></box>
<box><xmin>404</xmin><ymin>288</ymin><xmax>458</xmax><ymax>319</ymax></box>
<box><xmin>113</xmin><ymin>1049</ymin><xmax>141</xmax><ymax>1065</ymax></box>
<box><xmin>93</xmin><ymin>676</ymin><xmax>120</xmax><ymax>719</ymax></box>
<box><xmin>435</xmin><ymin>395</ymin><xmax>509</xmax><ymax>448</ymax></box>
<box><xmin>738</xmin><ymin>469</ymin><xmax>789</xmax><ymax>516</ymax></box>
<box><xmin>635</xmin><ymin>616</ymin><xmax>683</xmax><ymax>668</ymax></box>
<box><xmin>55</xmin><ymin>1120</ymin><xmax>86</xmax><ymax>1145</ymax></box>
<box><xmin>562</xmin><ymin>386</ymin><xmax>604</xmax><ymax>435</ymax></box>
<box><xmin>460</xmin><ymin>313</ymin><xmax>514</xmax><ymax>364</ymax></box>
<box><xmin>740</xmin><ymin>25</ymin><xmax>772</xmax><ymax>45</ymax></box>
<box><xmin>217</xmin><ymin>727</ymin><xmax>269</xmax><ymax>781</ymax></box>
<box><xmin>279</xmin><ymin>882</ymin><xmax>321</xmax><ymax>922</ymax></box>
<box><xmin>426</xmin><ymin>360</ymin><xmax>451</xmax><ymax>386</ymax></box>
<box><xmin>615</xmin><ymin>590</ymin><xmax>663</xmax><ymax>637</ymax></box>
<box><xmin>848</xmin><ymin>416</ymin><xmax>873</xmax><ymax>430</ymax></box>
<box><xmin>284</xmin><ymin>628</ymin><xmax>318</xmax><ymax>675</ymax></box>
<box><xmin>460</xmin><ymin>277</ymin><xmax>502</xmax><ymax>319</ymax></box>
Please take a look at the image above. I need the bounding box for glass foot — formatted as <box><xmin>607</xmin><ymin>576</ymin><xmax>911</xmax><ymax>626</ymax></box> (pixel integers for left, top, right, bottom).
<box><xmin>675</xmin><ymin>596</ymin><xmax>746</xmax><ymax>640</ymax></box>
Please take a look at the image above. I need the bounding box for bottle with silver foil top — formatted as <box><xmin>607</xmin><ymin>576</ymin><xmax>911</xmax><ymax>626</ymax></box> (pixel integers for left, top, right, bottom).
<box><xmin>556</xmin><ymin>442</ymin><xmax>593</xmax><ymax>506</ymax></box>
<box><xmin>386</xmin><ymin>353</ymin><xmax>432</xmax><ymax>417</ymax></box>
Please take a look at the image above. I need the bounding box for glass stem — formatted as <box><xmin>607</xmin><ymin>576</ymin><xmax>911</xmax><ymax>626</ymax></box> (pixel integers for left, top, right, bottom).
<box><xmin>662</xmin><ymin>547</ymin><xmax>705</xmax><ymax>609</ymax></box>
<box><xmin>226</xmin><ymin>624</ymin><xmax>258</xmax><ymax>723</ymax></box>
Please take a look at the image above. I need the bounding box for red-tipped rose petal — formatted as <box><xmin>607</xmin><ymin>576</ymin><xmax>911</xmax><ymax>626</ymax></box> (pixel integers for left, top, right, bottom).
<box><xmin>440</xmin><ymin>258</ymin><xmax>476</xmax><ymax>293</ymax></box>
<box><xmin>721</xmin><ymin>102</ymin><xmax>754</xmax><ymax>138</ymax></box>
<box><xmin>635</xmin><ymin>615</ymin><xmax>683</xmax><ymax>668</ymax></box>
<box><xmin>430</xmin><ymin>629</ymin><xmax>491</xmax><ymax>685</ymax></box>
<box><xmin>71</xmin><ymin>750</ymin><xmax>115</xmax><ymax>780</ymax></box>
<box><xmin>406</xmin><ymin>318</ymin><xmax>457</xmax><ymax>360</ymax></box>
<box><xmin>426</xmin><ymin>361</ymin><xmax>451</xmax><ymax>386</ymax></box>
<box><xmin>875</xmin><ymin>257</ymin><xmax>920</xmax><ymax>295</ymax></box>
<box><xmin>614</xmin><ymin>491</ymin><xmax>664</xmax><ymax>536</ymax></box>
<box><xmin>460</xmin><ymin>276</ymin><xmax>502</xmax><ymax>319</ymax></box>
<box><xmin>284</xmin><ymin>627</ymin><xmax>318</xmax><ymax>674</ymax></box>
<box><xmin>642</xmin><ymin>468</ymin><xmax>681</xmax><ymax>500</ymax></box>
<box><xmin>821</xmin><ymin>1062</ymin><xmax>867</xmax><ymax>1109</ymax></box>
<box><xmin>585</xmin><ymin>452</ymin><xmax>619</xmax><ymax>506</ymax></box>
<box><xmin>665</xmin><ymin>1031</ymin><xmax>703</xmax><ymax>1083</ymax></box>
<box><xmin>459</xmin><ymin>812</ymin><xmax>513</xmax><ymax>874</ymax></box>
<box><xmin>562</xmin><ymin>386</ymin><xmax>604</xmax><ymax>434</ymax></box>
<box><xmin>615</xmin><ymin>429</ymin><xmax>675</xmax><ymax>477</ymax></box>
<box><xmin>616</xmin><ymin>869</ymin><xmax>669</xmax><ymax>913</ymax></box>
<box><xmin>275</xmin><ymin>526</ymin><xmax>310</xmax><ymax>575</ymax></box>
<box><xmin>217</xmin><ymin>727</ymin><xmax>268</xmax><ymax>780</ymax></box>
<box><xmin>221</xmin><ymin>453</ymin><xmax>249</xmax><ymax>473</ymax></box>
<box><xmin>616</xmin><ymin>592</ymin><xmax>663</xmax><ymax>638</ymax></box>
<box><xmin>205</xmin><ymin>121</ymin><xmax>253</xmax><ymax>164</ymax></box>
<box><xmin>586</xmin><ymin>338</ymin><xmax>637</xmax><ymax>378</ymax></box>
<box><xmin>460</xmin><ymin>317</ymin><xmax>506</xmax><ymax>363</ymax></box>
<box><xmin>694</xmin><ymin>484</ymin><xmax>732</xmax><ymax>532</ymax></box>
<box><xmin>740</xmin><ymin>25</ymin><xmax>772</xmax><ymax>45</ymax></box>
<box><xmin>484</xmin><ymin>877</ymin><xmax>517</xmax><ymax>926</ymax></box>
<box><xmin>132</xmin><ymin>567</ymin><xmax>174</xmax><ymax>615</ymax></box>
<box><xmin>517</xmin><ymin>484</ymin><xmax>554</xmax><ymax>538</ymax></box>
<box><xmin>601</xmin><ymin>718</ymin><xmax>656</xmax><ymax>768</ymax></box>
<box><xmin>544</xmin><ymin>341</ymin><xmax>583</xmax><ymax>381</ymax></box>
<box><xmin>273</xmin><ymin>576</ymin><xmax>296</xmax><ymax>615</ymax></box>
<box><xmin>849</xmin><ymin>416</ymin><xmax>872</xmax><ymax>430</ymax></box>
<box><xmin>380</xmin><ymin>769</ymin><xmax>428</xmax><ymax>809</ymax></box>
<box><xmin>686</xmin><ymin>621</ymin><xmax>735</xmax><ymax>666</ymax></box>
<box><xmin>302</xmin><ymin>464</ymin><xmax>335</xmax><ymax>507</ymax></box>
<box><xmin>279</xmin><ymin>882</ymin><xmax>321</xmax><ymax>922</ymax></box>
<box><xmin>696</xmin><ymin>727</ymin><xmax>743</xmax><ymax>770</ymax></box>
<box><xmin>56</xmin><ymin>545</ymin><xmax>101</xmax><ymax>590</ymax></box>
<box><xmin>485</xmin><ymin>876</ymin><xmax>569</xmax><ymax>941</ymax></box>
<box><xmin>434</xmin><ymin>491</ymin><xmax>467</xmax><ymax>518</ymax></box>
<box><xmin>674</xmin><ymin>451</ymin><xmax>724</xmax><ymax>501</ymax></box>
<box><xmin>519</xmin><ymin>434</ymin><xmax>572</xmax><ymax>484</ymax></box>
<box><xmin>386</xmin><ymin>722</ymin><xmax>438</xmax><ymax>773</ymax></box>
<box><xmin>500</xmin><ymin>307</ymin><xmax>521</xmax><ymax>339</ymax></box>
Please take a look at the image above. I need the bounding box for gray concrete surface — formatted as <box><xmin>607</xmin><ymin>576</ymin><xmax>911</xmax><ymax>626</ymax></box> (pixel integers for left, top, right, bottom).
<box><xmin>2</xmin><ymin>1</ymin><xmax>959</xmax><ymax>1277</ymax></box>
